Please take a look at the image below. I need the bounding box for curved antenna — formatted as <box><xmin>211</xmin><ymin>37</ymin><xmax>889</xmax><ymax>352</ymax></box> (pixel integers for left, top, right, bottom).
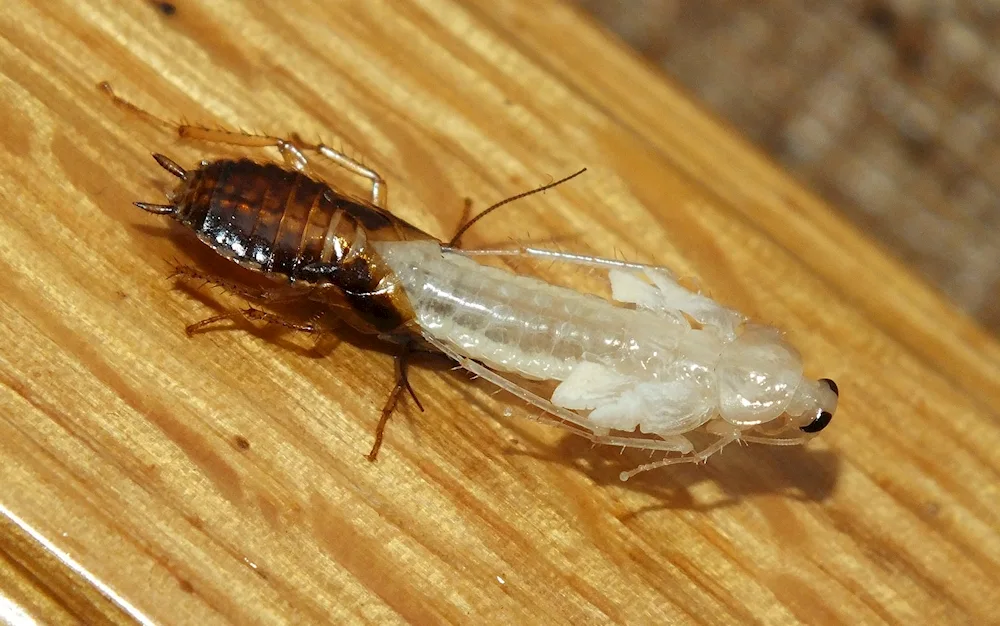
<box><xmin>448</xmin><ymin>168</ymin><xmax>587</xmax><ymax>247</ymax></box>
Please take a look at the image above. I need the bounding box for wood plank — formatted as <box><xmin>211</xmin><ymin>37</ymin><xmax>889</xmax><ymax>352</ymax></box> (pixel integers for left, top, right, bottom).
<box><xmin>0</xmin><ymin>508</ymin><xmax>137</xmax><ymax>625</ymax></box>
<box><xmin>0</xmin><ymin>0</ymin><xmax>997</xmax><ymax>623</ymax></box>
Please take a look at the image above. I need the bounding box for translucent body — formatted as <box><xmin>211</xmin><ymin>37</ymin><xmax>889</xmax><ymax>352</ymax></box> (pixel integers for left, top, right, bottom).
<box><xmin>376</xmin><ymin>240</ymin><xmax>839</xmax><ymax>444</ymax></box>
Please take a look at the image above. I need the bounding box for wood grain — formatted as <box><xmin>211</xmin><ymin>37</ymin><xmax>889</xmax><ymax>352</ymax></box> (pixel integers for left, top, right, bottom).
<box><xmin>1</xmin><ymin>1</ymin><xmax>998</xmax><ymax>624</ymax></box>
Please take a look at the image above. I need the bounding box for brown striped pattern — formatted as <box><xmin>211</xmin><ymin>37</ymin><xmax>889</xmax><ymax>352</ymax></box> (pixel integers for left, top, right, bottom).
<box><xmin>170</xmin><ymin>158</ymin><xmax>424</xmax><ymax>333</ymax></box>
<box><xmin>174</xmin><ymin>159</ymin><xmax>428</xmax><ymax>279</ymax></box>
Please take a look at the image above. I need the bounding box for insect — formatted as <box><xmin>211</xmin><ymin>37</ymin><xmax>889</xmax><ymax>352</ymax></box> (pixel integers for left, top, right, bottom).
<box><xmin>101</xmin><ymin>82</ymin><xmax>839</xmax><ymax>481</ymax></box>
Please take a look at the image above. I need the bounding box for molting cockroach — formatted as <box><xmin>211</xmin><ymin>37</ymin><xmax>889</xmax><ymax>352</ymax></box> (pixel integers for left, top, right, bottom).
<box><xmin>102</xmin><ymin>82</ymin><xmax>838</xmax><ymax>481</ymax></box>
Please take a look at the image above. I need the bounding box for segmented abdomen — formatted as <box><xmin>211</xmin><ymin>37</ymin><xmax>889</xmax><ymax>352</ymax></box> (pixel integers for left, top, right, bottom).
<box><xmin>375</xmin><ymin>240</ymin><xmax>694</xmax><ymax>381</ymax></box>
<box><xmin>174</xmin><ymin>159</ymin><xmax>371</xmax><ymax>279</ymax></box>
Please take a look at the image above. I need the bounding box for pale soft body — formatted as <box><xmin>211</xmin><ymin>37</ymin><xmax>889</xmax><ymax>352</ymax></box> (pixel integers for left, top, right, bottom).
<box><xmin>376</xmin><ymin>240</ymin><xmax>839</xmax><ymax>478</ymax></box>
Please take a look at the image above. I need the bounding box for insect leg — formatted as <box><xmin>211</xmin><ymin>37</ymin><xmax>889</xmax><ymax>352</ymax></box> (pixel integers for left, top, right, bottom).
<box><xmin>367</xmin><ymin>346</ymin><xmax>424</xmax><ymax>462</ymax></box>
<box><xmin>99</xmin><ymin>81</ymin><xmax>178</xmax><ymax>131</ymax></box>
<box><xmin>184</xmin><ymin>306</ymin><xmax>318</xmax><ymax>336</ymax></box>
<box><xmin>169</xmin><ymin>266</ymin><xmax>321</xmax><ymax>335</ymax></box>
<box><xmin>175</xmin><ymin>126</ymin><xmax>309</xmax><ymax>172</ymax></box>
<box><xmin>739</xmin><ymin>433</ymin><xmax>814</xmax><ymax>446</ymax></box>
<box><xmin>98</xmin><ymin>82</ymin><xmax>310</xmax><ymax>171</ymax></box>
<box><xmin>169</xmin><ymin>265</ymin><xmax>307</xmax><ymax>302</ymax></box>
<box><xmin>619</xmin><ymin>432</ymin><xmax>740</xmax><ymax>482</ymax></box>
<box><xmin>289</xmin><ymin>135</ymin><xmax>387</xmax><ymax>208</ymax></box>
<box><xmin>100</xmin><ymin>83</ymin><xmax>388</xmax><ymax>205</ymax></box>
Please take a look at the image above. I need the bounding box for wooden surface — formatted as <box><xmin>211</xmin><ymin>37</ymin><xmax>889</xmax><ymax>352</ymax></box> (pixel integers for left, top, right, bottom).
<box><xmin>1</xmin><ymin>1</ymin><xmax>999</xmax><ymax>624</ymax></box>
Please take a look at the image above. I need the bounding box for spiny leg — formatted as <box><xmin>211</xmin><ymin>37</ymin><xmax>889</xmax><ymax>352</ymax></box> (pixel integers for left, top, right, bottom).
<box><xmin>169</xmin><ymin>264</ymin><xmax>307</xmax><ymax>303</ymax></box>
<box><xmin>185</xmin><ymin>306</ymin><xmax>319</xmax><ymax>336</ymax></box>
<box><xmin>99</xmin><ymin>81</ymin><xmax>311</xmax><ymax>171</ymax></box>
<box><xmin>179</xmin><ymin>126</ymin><xmax>315</xmax><ymax>172</ymax></box>
<box><xmin>619</xmin><ymin>433</ymin><xmax>739</xmax><ymax>482</ymax></box>
<box><xmin>290</xmin><ymin>134</ymin><xmax>387</xmax><ymax>208</ymax></box>
<box><xmin>101</xmin><ymin>83</ymin><xmax>390</xmax><ymax>207</ymax></box>
<box><xmin>100</xmin><ymin>81</ymin><xmax>176</xmax><ymax>132</ymax></box>
<box><xmin>367</xmin><ymin>345</ymin><xmax>424</xmax><ymax>462</ymax></box>
<box><xmin>169</xmin><ymin>265</ymin><xmax>318</xmax><ymax>335</ymax></box>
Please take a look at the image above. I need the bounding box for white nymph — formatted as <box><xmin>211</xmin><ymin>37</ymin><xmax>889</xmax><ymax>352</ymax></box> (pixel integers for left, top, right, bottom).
<box><xmin>375</xmin><ymin>241</ymin><xmax>839</xmax><ymax>481</ymax></box>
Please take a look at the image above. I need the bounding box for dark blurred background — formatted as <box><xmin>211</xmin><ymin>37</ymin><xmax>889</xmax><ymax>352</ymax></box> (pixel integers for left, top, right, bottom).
<box><xmin>575</xmin><ymin>0</ymin><xmax>1000</xmax><ymax>334</ymax></box>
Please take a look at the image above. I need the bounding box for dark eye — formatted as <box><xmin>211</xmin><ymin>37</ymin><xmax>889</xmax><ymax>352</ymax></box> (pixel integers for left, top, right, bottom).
<box><xmin>801</xmin><ymin>410</ymin><xmax>833</xmax><ymax>433</ymax></box>
<box><xmin>820</xmin><ymin>378</ymin><xmax>839</xmax><ymax>396</ymax></box>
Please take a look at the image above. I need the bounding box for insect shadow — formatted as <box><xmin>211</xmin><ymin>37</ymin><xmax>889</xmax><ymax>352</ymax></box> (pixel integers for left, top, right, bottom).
<box><xmin>521</xmin><ymin>423</ymin><xmax>839</xmax><ymax>512</ymax></box>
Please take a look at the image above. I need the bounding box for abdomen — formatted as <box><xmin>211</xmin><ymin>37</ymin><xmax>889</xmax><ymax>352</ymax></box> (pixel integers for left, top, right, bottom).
<box><xmin>375</xmin><ymin>240</ymin><xmax>693</xmax><ymax>380</ymax></box>
<box><xmin>171</xmin><ymin>159</ymin><xmax>436</xmax><ymax>335</ymax></box>
<box><xmin>174</xmin><ymin>158</ymin><xmax>430</xmax><ymax>282</ymax></box>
